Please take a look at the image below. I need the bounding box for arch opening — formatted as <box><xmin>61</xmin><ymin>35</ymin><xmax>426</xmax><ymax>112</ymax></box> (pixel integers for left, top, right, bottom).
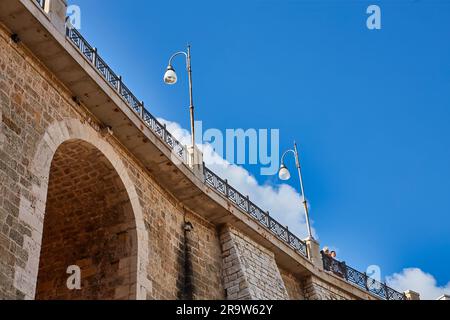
<box><xmin>35</xmin><ymin>139</ymin><xmax>138</xmax><ymax>300</ymax></box>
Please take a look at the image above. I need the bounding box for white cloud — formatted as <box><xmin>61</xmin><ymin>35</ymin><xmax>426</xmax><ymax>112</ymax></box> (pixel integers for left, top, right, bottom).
<box><xmin>160</xmin><ymin>118</ymin><xmax>316</xmax><ymax>239</ymax></box>
<box><xmin>387</xmin><ymin>268</ymin><xmax>450</xmax><ymax>300</ymax></box>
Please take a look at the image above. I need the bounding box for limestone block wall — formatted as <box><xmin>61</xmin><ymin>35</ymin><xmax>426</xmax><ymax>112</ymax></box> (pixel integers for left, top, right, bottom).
<box><xmin>0</xmin><ymin>23</ymin><xmax>225</xmax><ymax>300</ymax></box>
<box><xmin>279</xmin><ymin>269</ymin><xmax>306</xmax><ymax>300</ymax></box>
<box><xmin>304</xmin><ymin>275</ymin><xmax>356</xmax><ymax>300</ymax></box>
<box><xmin>220</xmin><ymin>225</ymin><xmax>289</xmax><ymax>300</ymax></box>
<box><xmin>184</xmin><ymin>217</ymin><xmax>225</xmax><ymax>300</ymax></box>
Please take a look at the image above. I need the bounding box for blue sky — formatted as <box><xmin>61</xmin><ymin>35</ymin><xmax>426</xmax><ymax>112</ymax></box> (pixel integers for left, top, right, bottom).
<box><xmin>67</xmin><ymin>0</ymin><xmax>450</xmax><ymax>295</ymax></box>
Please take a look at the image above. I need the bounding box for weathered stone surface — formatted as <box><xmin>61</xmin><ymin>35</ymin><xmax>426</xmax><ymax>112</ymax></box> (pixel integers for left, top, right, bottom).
<box><xmin>280</xmin><ymin>268</ymin><xmax>305</xmax><ymax>300</ymax></box>
<box><xmin>304</xmin><ymin>275</ymin><xmax>356</xmax><ymax>300</ymax></box>
<box><xmin>220</xmin><ymin>225</ymin><xmax>289</xmax><ymax>300</ymax></box>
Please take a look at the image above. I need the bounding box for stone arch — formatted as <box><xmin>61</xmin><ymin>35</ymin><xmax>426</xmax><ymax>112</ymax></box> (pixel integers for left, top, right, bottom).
<box><xmin>14</xmin><ymin>118</ymin><xmax>150</xmax><ymax>299</ymax></box>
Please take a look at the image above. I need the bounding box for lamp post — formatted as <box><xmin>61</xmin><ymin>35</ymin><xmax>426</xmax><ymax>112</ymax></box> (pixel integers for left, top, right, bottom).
<box><xmin>279</xmin><ymin>142</ymin><xmax>313</xmax><ymax>240</ymax></box>
<box><xmin>163</xmin><ymin>45</ymin><xmax>195</xmax><ymax>149</ymax></box>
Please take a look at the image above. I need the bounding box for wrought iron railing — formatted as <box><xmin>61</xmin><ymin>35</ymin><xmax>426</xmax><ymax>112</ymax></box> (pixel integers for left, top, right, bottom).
<box><xmin>66</xmin><ymin>26</ymin><xmax>186</xmax><ymax>161</ymax></box>
<box><xmin>204</xmin><ymin>167</ymin><xmax>308</xmax><ymax>258</ymax></box>
<box><xmin>321</xmin><ymin>252</ymin><xmax>406</xmax><ymax>300</ymax></box>
<box><xmin>35</xmin><ymin>0</ymin><xmax>45</xmax><ymax>9</ymax></box>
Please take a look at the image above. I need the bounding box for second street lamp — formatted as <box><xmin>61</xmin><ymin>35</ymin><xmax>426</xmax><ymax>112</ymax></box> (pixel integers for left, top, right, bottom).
<box><xmin>164</xmin><ymin>45</ymin><xmax>195</xmax><ymax>150</ymax></box>
<box><xmin>279</xmin><ymin>142</ymin><xmax>314</xmax><ymax>240</ymax></box>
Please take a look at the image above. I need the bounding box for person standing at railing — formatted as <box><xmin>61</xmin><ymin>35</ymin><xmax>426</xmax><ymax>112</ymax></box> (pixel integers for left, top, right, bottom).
<box><xmin>322</xmin><ymin>247</ymin><xmax>337</xmax><ymax>259</ymax></box>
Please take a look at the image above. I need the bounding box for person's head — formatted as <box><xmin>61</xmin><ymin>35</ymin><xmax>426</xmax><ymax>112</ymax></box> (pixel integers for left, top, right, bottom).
<box><xmin>322</xmin><ymin>246</ymin><xmax>330</xmax><ymax>254</ymax></box>
<box><xmin>330</xmin><ymin>251</ymin><xmax>337</xmax><ymax>258</ymax></box>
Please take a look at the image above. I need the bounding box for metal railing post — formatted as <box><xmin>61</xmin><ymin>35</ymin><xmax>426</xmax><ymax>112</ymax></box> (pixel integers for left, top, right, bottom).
<box><xmin>341</xmin><ymin>261</ymin><xmax>348</xmax><ymax>280</ymax></box>
<box><xmin>384</xmin><ymin>282</ymin><xmax>390</xmax><ymax>300</ymax></box>
<box><xmin>364</xmin><ymin>272</ymin><xmax>370</xmax><ymax>291</ymax></box>
<box><xmin>92</xmin><ymin>47</ymin><xmax>98</xmax><ymax>67</ymax></box>
<box><xmin>118</xmin><ymin>76</ymin><xmax>122</xmax><ymax>95</ymax></box>
<box><xmin>140</xmin><ymin>101</ymin><xmax>145</xmax><ymax>118</ymax></box>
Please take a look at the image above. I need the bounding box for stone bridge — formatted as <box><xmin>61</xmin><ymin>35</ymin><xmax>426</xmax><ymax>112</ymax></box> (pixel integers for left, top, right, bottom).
<box><xmin>0</xmin><ymin>0</ymin><xmax>418</xmax><ymax>300</ymax></box>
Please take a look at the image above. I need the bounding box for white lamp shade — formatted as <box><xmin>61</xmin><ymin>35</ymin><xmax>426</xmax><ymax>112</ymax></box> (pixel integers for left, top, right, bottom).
<box><xmin>164</xmin><ymin>67</ymin><xmax>178</xmax><ymax>85</ymax></box>
<box><xmin>279</xmin><ymin>166</ymin><xmax>291</xmax><ymax>181</ymax></box>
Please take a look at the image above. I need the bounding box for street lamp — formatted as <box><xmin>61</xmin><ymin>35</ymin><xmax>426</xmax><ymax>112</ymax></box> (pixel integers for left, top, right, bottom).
<box><xmin>163</xmin><ymin>45</ymin><xmax>195</xmax><ymax>149</ymax></box>
<box><xmin>279</xmin><ymin>142</ymin><xmax>313</xmax><ymax>240</ymax></box>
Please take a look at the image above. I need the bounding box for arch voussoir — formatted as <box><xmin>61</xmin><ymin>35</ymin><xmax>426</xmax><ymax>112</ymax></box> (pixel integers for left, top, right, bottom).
<box><xmin>14</xmin><ymin>118</ymin><xmax>150</xmax><ymax>300</ymax></box>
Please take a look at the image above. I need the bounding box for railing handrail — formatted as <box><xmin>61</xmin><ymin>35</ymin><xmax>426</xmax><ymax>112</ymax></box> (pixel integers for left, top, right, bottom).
<box><xmin>321</xmin><ymin>252</ymin><xmax>406</xmax><ymax>300</ymax></box>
